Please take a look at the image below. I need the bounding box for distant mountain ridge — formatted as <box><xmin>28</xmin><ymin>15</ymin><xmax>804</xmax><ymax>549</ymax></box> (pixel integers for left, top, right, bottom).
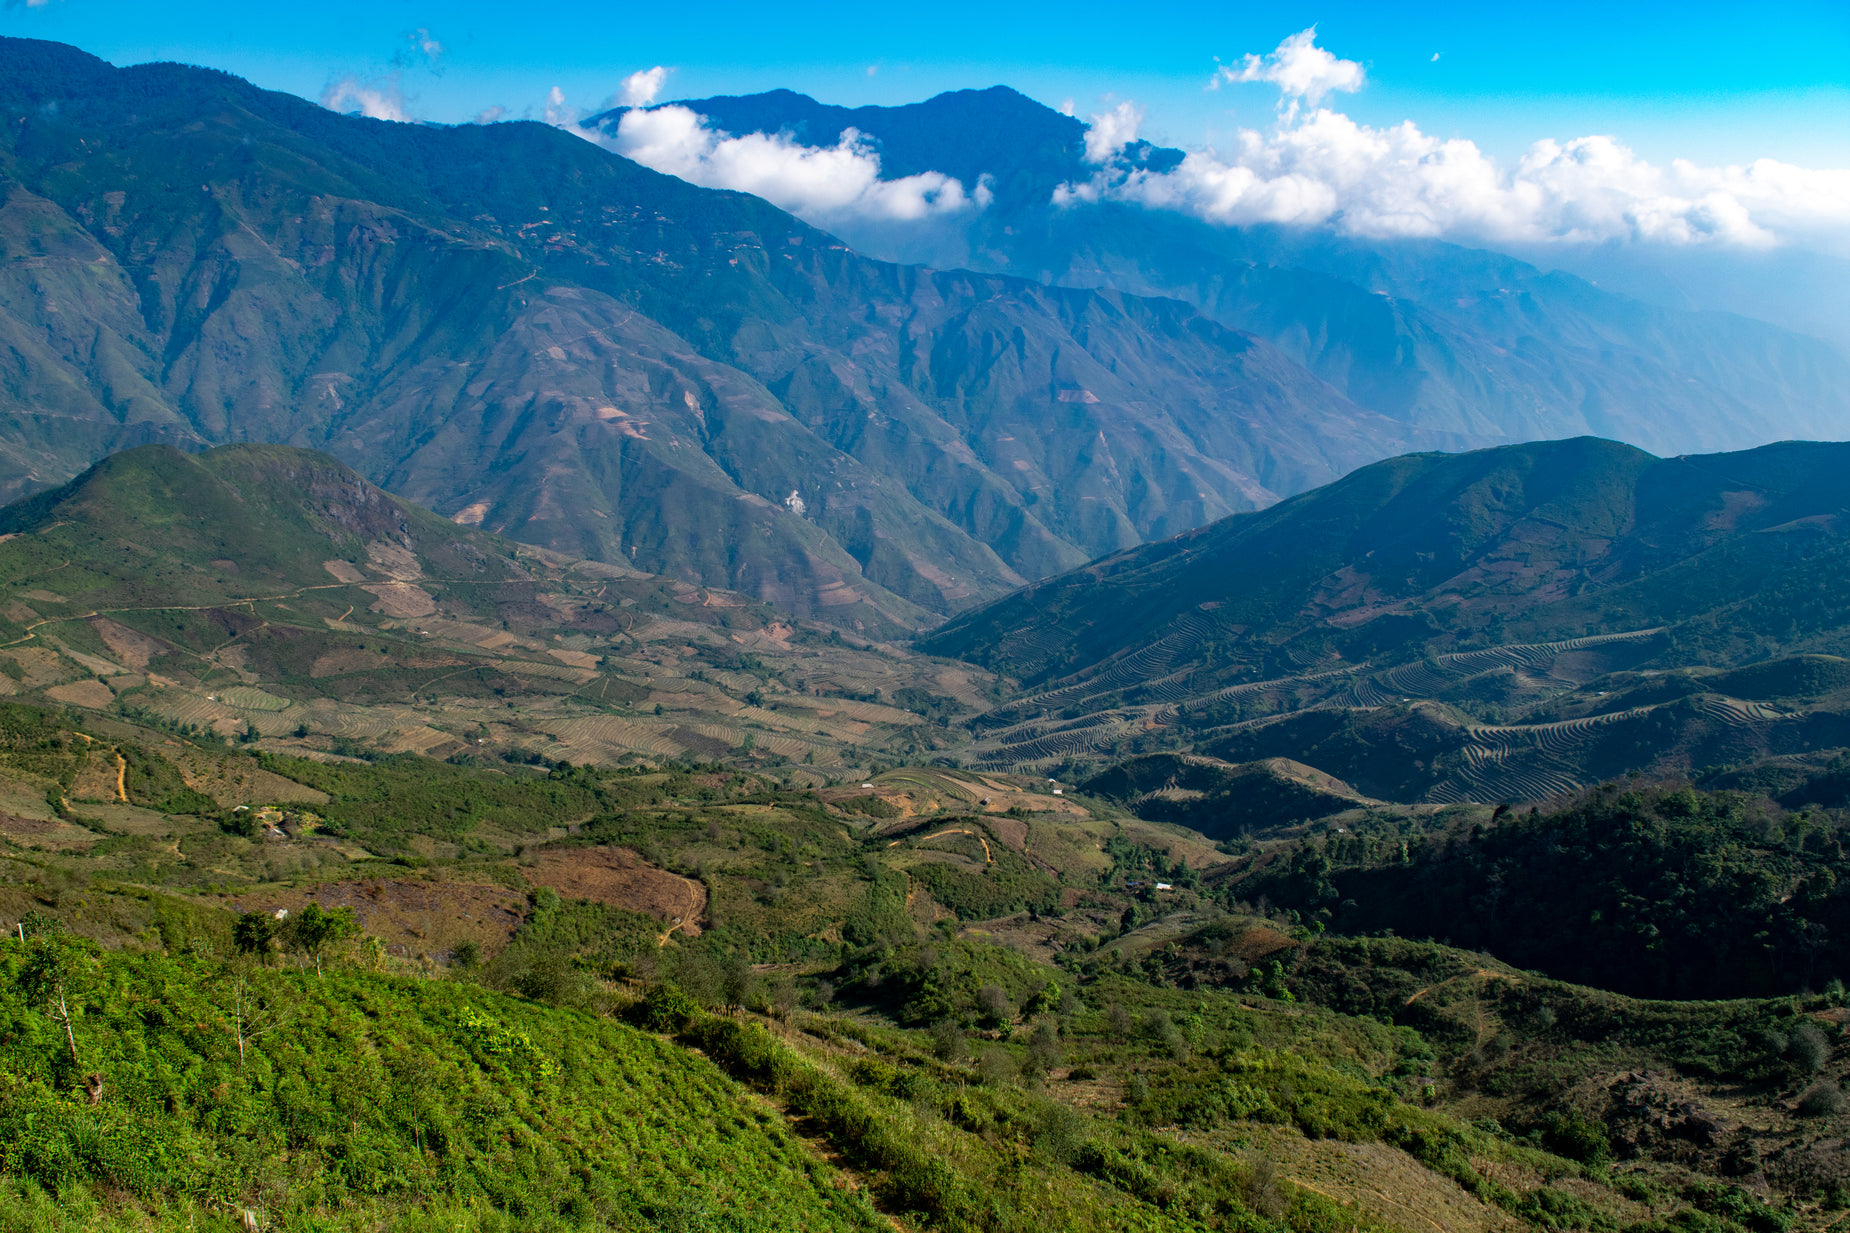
<box><xmin>624</xmin><ymin>88</ymin><xmax>1850</xmax><ymax>457</ymax></box>
<box><xmin>0</xmin><ymin>39</ymin><xmax>1454</xmax><ymax>632</ymax></box>
<box><xmin>926</xmin><ymin>435</ymin><xmax>1850</xmax><ymax>685</ymax></box>
<box><xmin>0</xmin><ymin>40</ymin><xmax>1843</xmax><ymax>644</ymax></box>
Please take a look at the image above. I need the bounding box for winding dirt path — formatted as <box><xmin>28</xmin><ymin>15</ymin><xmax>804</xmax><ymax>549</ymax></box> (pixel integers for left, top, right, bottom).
<box><xmin>888</xmin><ymin>827</ymin><xmax>993</xmax><ymax>863</ymax></box>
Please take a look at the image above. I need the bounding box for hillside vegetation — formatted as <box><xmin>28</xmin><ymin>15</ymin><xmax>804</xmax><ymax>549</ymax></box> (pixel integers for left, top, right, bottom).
<box><xmin>919</xmin><ymin>437</ymin><xmax>1850</xmax><ymax>815</ymax></box>
<box><xmin>3</xmin><ymin>688</ymin><xmax>1850</xmax><ymax>1231</ymax></box>
<box><xmin>0</xmin><ymin>443</ymin><xmax>987</xmax><ymax>777</ymax></box>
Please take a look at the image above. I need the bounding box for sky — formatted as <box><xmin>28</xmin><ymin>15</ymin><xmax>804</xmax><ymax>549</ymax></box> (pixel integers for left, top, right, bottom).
<box><xmin>7</xmin><ymin>0</ymin><xmax>1849</xmax><ymax>259</ymax></box>
<box><xmin>9</xmin><ymin>0</ymin><xmax>1848</xmax><ymax>166</ymax></box>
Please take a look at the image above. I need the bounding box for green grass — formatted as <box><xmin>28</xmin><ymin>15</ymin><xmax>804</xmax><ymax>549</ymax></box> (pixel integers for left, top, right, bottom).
<box><xmin>0</xmin><ymin>940</ymin><xmax>884</xmax><ymax>1231</ymax></box>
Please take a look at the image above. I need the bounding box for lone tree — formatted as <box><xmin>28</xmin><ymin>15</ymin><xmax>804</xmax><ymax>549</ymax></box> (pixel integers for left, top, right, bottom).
<box><xmin>283</xmin><ymin>902</ymin><xmax>361</xmax><ymax>976</ymax></box>
<box><xmin>212</xmin><ymin>959</ymin><xmax>293</xmax><ymax>1066</ymax></box>
<box><xmin>14</xmin><ymin>914</ymin><xmax>102</xmax><ymax>1101</ymax></box>
<box><xmin>233</xmin><ymin>910</ymin><xmax>280</xmax><ymax>959</ymax></box>
<box><xmin>18</xmin><ymin>923</ymin><xmax>82</xmax><ymax>1066</ymax></box>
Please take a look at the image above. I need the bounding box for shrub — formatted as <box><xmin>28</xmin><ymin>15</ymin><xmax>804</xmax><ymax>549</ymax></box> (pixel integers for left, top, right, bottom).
<box><xmin>1790</xmin><ymin>1022</ymin><xmax>1832</xmax><ymax>1072</ymax></box>
<box><xmin>976</xmin><ymin>983</ymin><xmax>1013</xmax><ymax>1028</ymax></box>
<box><xmin>977</xmin><ymin>1048</ymin><xmax>1017</xmax><ymax>1087</ymax></box>
<box><xmin>643</xmin><ymin>982</ymin><xmax>702</xmax><ymax>1033</ymax></box>
<box><xmin>928</xmin><ymin>1020</ymin><xmax>968</xmax><ymax>1063</ymax></box>
<box><xmin>1799</xmin><ymin>1081</ymin><xmax>1847</xmax><ymax>1117</ymax></box>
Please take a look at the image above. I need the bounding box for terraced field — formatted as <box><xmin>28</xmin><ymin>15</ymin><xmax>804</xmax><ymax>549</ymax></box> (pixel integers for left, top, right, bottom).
<box><xmin>1425</xmin><ymin>687</ymin><xmax>1799</xmax><ymax>805</ymax></box>
<box><xmin>964</xmin><ymin>630</ymin><xmax>1673</xmax><ymax>773</ymax></box>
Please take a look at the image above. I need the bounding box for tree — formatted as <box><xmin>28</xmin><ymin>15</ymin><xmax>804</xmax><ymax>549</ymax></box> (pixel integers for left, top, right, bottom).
<box><xmin>976</xmin><ymin>984</ymin><xmax>1013</xmax><ymax>1029</ymax></box>
<box><xmin>211</xmin><ymin>959</ymin><xmax>293</xmax><ymax>1066</ymax></box>
<box><xmin>284</xmin><ymin>902</ymin><xmax>361</xmax><ymax>976</ymax></box>
<box><xmin>233</xmin><ymin>910</ymin><xmax>280</xmax><ymax>958</ymax></box>
<box><xmin>19</xmin><ymin>929</ymin><xmax>83</xmax><ymax>1066</ymax></box>
<box><xmin>14</xmin><ymin>919</ymin><xmax>102</xmax><ymax>1101</ymax></box>
<box><xmin>719</xmin><ymin>954</ymin><xmax>757</xmax><ymax>1014</ymax></box>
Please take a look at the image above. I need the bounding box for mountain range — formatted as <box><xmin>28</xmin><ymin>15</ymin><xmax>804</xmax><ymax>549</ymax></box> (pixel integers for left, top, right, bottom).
<box><xmin>0</xmin><ymin>40</ymin><xmax>1842</xmax><ymax>643</ymax></box>
<box><xmin>0</xmin><ymin>40</ymin><xmax>1439</xmax><ymax>635</ymax></box>
<box><xmin>603</xmin><ymin>87</ymin><xmax>1850</xmax><ymax>455</ymax></box>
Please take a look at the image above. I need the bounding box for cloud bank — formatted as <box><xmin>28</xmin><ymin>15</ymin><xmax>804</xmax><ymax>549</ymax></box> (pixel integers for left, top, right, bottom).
<box><xmin>551</xmin><ymin>84</ymin><xmax>991</xmax><ymax>225</ymax></box>
<box><xmin>1073</xmin><ymin>29</ymin><xmax>1850</xmax><ymax>254</ymax></box>
<box><xmin>531</xmin><ymin>38</ymin><xmax>1846</xmax><ymax>255</ymax></box>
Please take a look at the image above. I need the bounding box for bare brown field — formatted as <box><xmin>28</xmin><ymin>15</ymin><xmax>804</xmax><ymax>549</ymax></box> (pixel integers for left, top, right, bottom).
<box><xmin>233</xmin><ymin>877</ymin><xmax>529</xmax><ymax>961</ymax></box>
<box><xmin>524</xmin><ymin>846</ymin><xmax>706</xmax><ymax>936</ymax></box>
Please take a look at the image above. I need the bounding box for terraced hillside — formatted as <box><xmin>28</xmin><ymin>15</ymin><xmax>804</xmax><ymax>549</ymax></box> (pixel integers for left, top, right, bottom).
<box><xmin>0</xmin><ymin>444</ymin><xmax>988</xmax><ymax>776</ymax></box>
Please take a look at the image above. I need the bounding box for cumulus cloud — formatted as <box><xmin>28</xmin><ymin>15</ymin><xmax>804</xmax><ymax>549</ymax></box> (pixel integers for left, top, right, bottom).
<box><xmin>551</xmin><ymin>93</ymin><xmax>990</xmax><ymax>226</ymax></box>
<box><xmin>614</xmin><ymin>66</ymin><xmax>668</xmax><ymax>108</ymax></box>
<box><xmin>475</xmin><ymin>104</ymin><xmax>507</xmax><ymax>125</ymax></box>
<box><xmin>1076</xmin><ymin>29</ymin><xmax>1850</xmax><ymax>254</ymax></box>
<box><xmin>320</xmin><ymin>76</ymin><xmax>413</xmax><ymax>123</ymax></box>
<box><xmin>1083</xmin><ymin>101</ymin><xmax>1143</xmax><ymax>164</ymax></box>
<box><xmin>1212</xmin><ymin>26</ymin><xmax>1364</xmax><ymax>110</ymax></box>
<box><xmin>544</xmin><ymin>85</ymin><xmax>575</xmax><ymax>127</ymax></box>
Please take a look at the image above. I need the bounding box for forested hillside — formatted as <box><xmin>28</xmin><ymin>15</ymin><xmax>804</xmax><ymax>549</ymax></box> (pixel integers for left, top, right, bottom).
<box><xmin>923</xmin><ymin>437</ymin><xmax>1850</xmax><ymax>809</ymax></box>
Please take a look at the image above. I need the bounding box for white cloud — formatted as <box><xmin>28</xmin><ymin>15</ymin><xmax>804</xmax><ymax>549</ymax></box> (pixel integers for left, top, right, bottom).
<box><xmin>475</xmin><ymin>105</ymin><xmax>507</xmax><ymax>125</ymax></box>
<box><xmin>1074</xmin><ymin>30</ymin><xmax>1850</xmax><ymax>254</ymax></box>
<box><xmin>320</xmin><ymin>76</ymin><xmax>412</xmax><ymax>123</ymax></box>
<box><xmin>561</xmin><ymin>104</ymin><xmax>991</xmax><ymax>225</ymax></box>
<box><xmin>1083</xmin><ymin>101</ymin><xmax>1143</xmax><ymax>164</ymax></box>
<box><xmin>615</xmin><ymin>66</ymin><xmax>669</xmax><ymax>108</ymax></box>
<box><xmin>1213</xmin><ymin>27</ymin><xmax>1364</xmax><ymax>109</ymax></box>
<box><xmin>545</xmin><ymin>85</ymin><xmax>573</xmax><ymax>127</ymax></box>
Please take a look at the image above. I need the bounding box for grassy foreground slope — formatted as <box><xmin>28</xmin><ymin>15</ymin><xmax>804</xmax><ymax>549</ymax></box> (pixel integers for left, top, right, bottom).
<box><xmin>0</xmin><ymin>948</ymin><xmax>885</xmax><ymax>1232</ymax></box>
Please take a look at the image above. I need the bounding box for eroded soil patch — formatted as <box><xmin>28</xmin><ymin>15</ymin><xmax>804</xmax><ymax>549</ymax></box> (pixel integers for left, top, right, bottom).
<box><xmin>525</xmin><ymin>846</ymin><xmax>706</xmax><ymax>936</ymax></box>
<box><xmin>234</xmin><ymin>877</ymin><xmax>527</xmax><ymax>961</ymax></box>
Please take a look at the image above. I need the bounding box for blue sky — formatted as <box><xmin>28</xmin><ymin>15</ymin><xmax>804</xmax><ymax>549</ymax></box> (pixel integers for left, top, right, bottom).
<box><xmin>9</xmin><ymin>0</ymin><xmax>1849</xmax><ymax>167</ymax></box>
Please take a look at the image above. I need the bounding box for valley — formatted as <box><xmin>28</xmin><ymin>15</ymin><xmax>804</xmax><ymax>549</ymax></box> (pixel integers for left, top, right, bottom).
<box><xmin>0</xmin><ymin>432</ymin><xmax>1847</xmax><ymax>1231</ymax></box>
<box><xmin>0</xmin><ymin>24</ymin><xmax>1844</xmax><ymax>1233</ymax></box>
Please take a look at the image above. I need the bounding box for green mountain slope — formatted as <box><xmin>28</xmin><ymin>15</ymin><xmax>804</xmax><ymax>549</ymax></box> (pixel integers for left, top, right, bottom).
<box><xmin>0</xmin><ymin>38</ymin><xmax>1446</xmax><ymax>629</ymax></box>
<box><xmin>924</xmin><ymin>437</ymin><xmax>1850</xmax><ymax>802</ymax></box>
<box><xmin>0</xmin><ymin>443</ymin><xmax>991</xmax><ymax>772</ymax></box>
<box><xmin>1</xmin><ymin>697</ymin><xmax>1830</xmax><ymax>1233</ymax></box>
